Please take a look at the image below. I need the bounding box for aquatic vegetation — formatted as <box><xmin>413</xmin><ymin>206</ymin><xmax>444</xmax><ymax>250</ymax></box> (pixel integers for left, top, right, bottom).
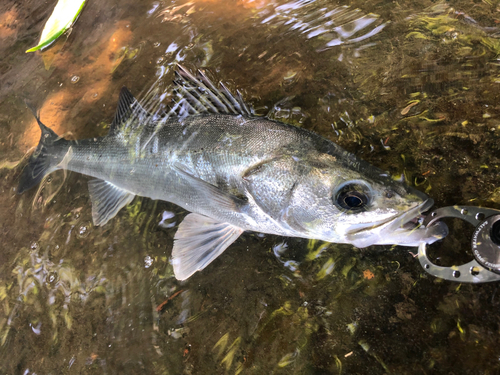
<box><xmin>0</xmin><ymin>240</ymin><xmax>103</xmax><ymax>345</ymax></box>
<box><xmin>407</xmin><ymin>5</ymin><xmax>500</xmax><ymax>56</ymax></box>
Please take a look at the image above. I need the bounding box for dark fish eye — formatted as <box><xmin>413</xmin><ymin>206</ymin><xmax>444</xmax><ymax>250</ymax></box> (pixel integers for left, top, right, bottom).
<box><xmin>334</xmin><ymin>183</ymin><xmax>370</xmax><ymax>211</ymax></box>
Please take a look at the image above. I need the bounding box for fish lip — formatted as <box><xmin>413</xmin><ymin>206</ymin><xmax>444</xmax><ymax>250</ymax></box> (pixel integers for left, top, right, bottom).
<box><xmin>346</xmin><ymin>198</ymin><xmax>435</xmax><ymax>241</ymax></box>
<box><xmin>385</xmin><ymin>198</ymin><xmax>435</xmax><ymax>233</ymax></box>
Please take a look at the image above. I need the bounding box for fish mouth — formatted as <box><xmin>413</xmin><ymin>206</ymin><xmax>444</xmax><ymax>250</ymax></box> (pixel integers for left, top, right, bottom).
<box><xmin>384</xmin><ymin>198</ymin><xmax>435</xmax><ymax>233</ymax></box>
<box><xmin>346</xmin><ymin>198</ymin><xmax>448</xmax><ymax>248</ymax></box>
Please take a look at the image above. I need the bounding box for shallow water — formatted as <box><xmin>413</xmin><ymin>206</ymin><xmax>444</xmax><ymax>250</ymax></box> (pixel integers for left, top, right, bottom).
<box><xmin>1</xmin><ymin>0</ymin><xmax>500</xmax><ymax>373</ymax></box>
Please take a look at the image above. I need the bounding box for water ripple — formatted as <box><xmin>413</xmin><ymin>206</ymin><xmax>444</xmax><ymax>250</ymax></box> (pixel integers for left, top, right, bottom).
<box><xmin>257</xmin><ymin>0</ymin><xmax>388</xmax><ymax>50</ymax></box>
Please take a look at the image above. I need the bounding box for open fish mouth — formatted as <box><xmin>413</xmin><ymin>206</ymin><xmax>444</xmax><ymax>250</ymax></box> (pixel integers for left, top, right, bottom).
<box><xmin>347</xmin><ymin>199</ymin><xmax>449</xmax><ymax>248</ymax></box>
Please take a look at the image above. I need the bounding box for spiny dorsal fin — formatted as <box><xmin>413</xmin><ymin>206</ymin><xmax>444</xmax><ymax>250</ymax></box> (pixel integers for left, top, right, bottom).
<box><xmin>141</xmin><ymin>67</ymin><xmax>254</xmax><ymax>156</ymax></box>
<box><xmin>107</xmin><ymin>67</ymin><xmax>253</xmax><ymax>146</ymax></box>
<box><xmin>171</xmin><ymin>65</ymin><xmax>253</xmax><ymax>117</ymax></box>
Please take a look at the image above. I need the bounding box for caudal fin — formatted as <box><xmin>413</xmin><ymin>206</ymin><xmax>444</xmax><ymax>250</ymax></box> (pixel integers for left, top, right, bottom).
<box><xmin>18</xmin><ymin>106</ymin><xmax>63</xmax><ymax>194</ymax></box>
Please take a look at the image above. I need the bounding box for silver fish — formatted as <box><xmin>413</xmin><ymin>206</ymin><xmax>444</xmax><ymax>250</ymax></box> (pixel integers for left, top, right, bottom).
<box><xmin>18</xmin><ymin>66</ymin><xmax>447</xmax><ymax>280</ymax></box>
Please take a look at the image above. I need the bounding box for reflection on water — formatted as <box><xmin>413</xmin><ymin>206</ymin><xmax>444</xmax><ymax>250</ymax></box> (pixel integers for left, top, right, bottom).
<box><xmin>1</xmin><ymin>0</ymin><xmax>500</xmax><ymax>373</ymax></box>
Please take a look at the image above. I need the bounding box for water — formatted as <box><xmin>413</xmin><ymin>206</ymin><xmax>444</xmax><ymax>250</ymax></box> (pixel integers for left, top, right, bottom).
<box><xmin>1</xmin><ymin>0</ymin><xmax>500</xmax><ymax>373</ymax></box>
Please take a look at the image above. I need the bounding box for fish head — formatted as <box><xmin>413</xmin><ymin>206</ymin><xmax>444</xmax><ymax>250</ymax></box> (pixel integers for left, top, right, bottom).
<box><xmin>285</xmin><ymin>155</ymin><xmax>448</xmax><ymax>247</ymax></box>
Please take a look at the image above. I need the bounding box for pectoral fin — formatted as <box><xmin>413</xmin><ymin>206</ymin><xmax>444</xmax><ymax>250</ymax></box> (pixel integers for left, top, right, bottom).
<box><xmin>172</xmin><ymin>213</ymin><xmax>244</xmax><ymax>280</ymax></box>
<box><xmin>88</xmin><ymin>179</ymin><xmax>135</xmax><ymax>226</ymax></box>
<box><xmin>173</xmin><ymin>162</ymin><xmax>248</xmax><ymax>213</ymax></box>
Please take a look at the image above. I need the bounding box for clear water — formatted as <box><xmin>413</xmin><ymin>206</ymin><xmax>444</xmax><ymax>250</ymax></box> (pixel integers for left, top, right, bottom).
<box><xmin>1</xmin><ymin>0</ymin><xmax>500</xmax><ymax>373</ymax></box>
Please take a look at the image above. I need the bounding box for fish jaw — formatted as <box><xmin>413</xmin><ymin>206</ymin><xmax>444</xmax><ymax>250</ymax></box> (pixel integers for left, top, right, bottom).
<box><xmin>345</xmin><ymin>199</ymin><xmax>449</xmax><ymax>248</ymax></box>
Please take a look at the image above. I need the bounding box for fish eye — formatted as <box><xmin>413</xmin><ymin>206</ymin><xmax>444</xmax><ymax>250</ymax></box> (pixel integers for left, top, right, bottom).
<box><xmin>334</xmin><ymin>183</ymin><xmax>370</xmax><ymax>211</ymax></box>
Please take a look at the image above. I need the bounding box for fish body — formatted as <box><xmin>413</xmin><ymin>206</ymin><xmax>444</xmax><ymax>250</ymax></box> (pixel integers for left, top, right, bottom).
<box><xmin>19</xmin><ymin>66</ymin><xmax>447</xmax><ymax>280</ymax></box>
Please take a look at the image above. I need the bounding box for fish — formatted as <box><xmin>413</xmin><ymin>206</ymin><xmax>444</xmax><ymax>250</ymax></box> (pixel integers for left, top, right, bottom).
<box><xmin>18</xmin><ymin>65</ymin><xmax>448</xmax><ymax>280</ymax></box>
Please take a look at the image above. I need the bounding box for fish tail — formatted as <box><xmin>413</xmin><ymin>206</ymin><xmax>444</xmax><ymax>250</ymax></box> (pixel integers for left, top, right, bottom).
<box><xmin>18</xmin><ymin>104</ymin><xmax>67</xmax><ymax>194</ymax></box>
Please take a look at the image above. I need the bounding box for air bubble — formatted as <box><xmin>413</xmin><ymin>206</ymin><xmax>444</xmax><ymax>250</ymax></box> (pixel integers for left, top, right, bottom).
<box><xmin>48</xmin><ymin>272</ymin><xmax>57</xmax><ymax>283</ymax></box>
<box><xmin>77</xmin><ymin>223</ymin><xmax>91</xmax><ymax>238</ymax></box>
<box><xmin>144</xmin><ymin>255</ymin><xmax>153</xmax><ymax>268</ymax></box>
<box><xmin>30</xmin><ymin>242</ymin><xmax>39</xmax><ymax>250</ymax></box>
<box><xmin>452</xmin><ymin>270</ymin><xmax>461</xmax><ymax>278</ymax></box>
<box><xmin>71</xmin><ymin>75</ymin><xmax>80</xmax><ymax>83</ymax></box>
<box><xmin>153</xmin><ymin>42</ymin><xmax>161</xmax><ymax>48</ymax></box>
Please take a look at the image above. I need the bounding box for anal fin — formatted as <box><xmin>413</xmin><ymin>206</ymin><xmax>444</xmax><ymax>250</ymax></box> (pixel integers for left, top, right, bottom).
<box><xmin>172</xmin><ymin>213</ymin><xmax>244</xmax><ymax>280</ymax></box>
<box><xmin>88</xmin><ymin>179</ymin><xmax>135</xmax><ymax>226</ymax></box>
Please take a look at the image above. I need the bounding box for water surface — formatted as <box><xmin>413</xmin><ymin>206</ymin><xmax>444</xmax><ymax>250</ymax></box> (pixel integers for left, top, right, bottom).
<box><xmin>1</xmin><ymin>0</ymin><xmax>500</xmax><ymax>373</ymax></box>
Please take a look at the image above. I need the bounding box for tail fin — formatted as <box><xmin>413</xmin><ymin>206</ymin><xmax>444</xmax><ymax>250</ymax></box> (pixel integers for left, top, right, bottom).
<box><xmin>18</xmin><ymin>105</ymin><xmax>63</xmax><ymax>194</ymax></box>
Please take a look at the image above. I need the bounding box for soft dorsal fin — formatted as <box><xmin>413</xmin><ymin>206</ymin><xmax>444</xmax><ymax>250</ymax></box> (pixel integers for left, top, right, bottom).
<box><xmin>109</xmin><ymin>87</ymin><xmax>152</xmax><ymax>136</ymax></box>
<box><xmin>170</xmin><ymin>65</ymin><xmax>253</xmax><ymax>117</ymax></box>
